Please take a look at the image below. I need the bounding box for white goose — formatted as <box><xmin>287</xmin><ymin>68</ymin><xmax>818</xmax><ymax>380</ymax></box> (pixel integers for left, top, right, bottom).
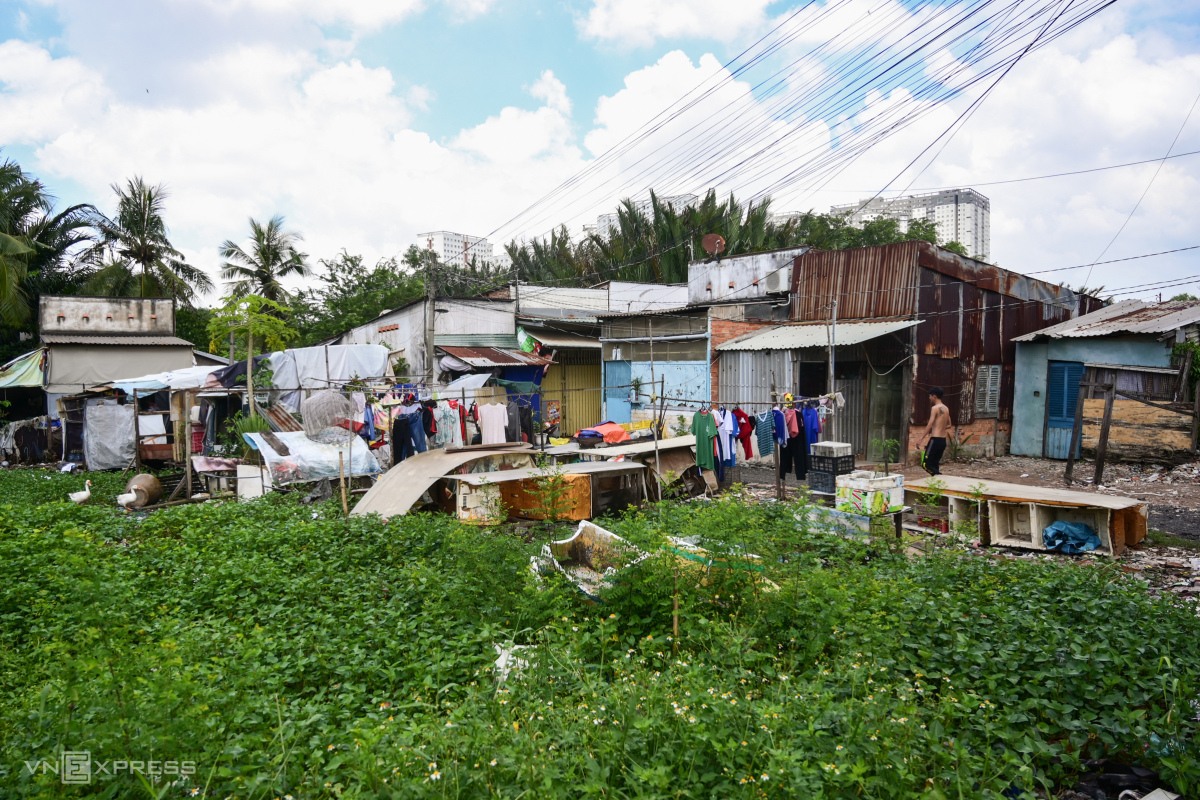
<box><xmin>116</xmin><ymin>487</ymin><xmax>143</xmax><ymax>510</ymax></box>
<box><xmin>67</xmin><ymin>480</ymin><xmax>92</xmax><ymax>504</ymax></box>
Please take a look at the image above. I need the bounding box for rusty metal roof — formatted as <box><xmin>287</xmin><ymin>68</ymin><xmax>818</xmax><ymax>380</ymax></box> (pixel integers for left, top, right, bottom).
<box><xmin>41</xmin><ymin>333</ymin><xmax>194</xmax><ymax>347</ymax></box>
<box><xmin>263</xmin><ymin>404</ymin><xmax>304</xmax><ymax>433</ymax></box>
<box><xmin>717</xmin><ymin>319</ymin><xmax>920</xmax><ymax>351</ymax></box>
<box><xmin>525</xmin><ymin>330</ymin><xmax>601</xmax><ymax>349</ymax></box>
<box><xmin>1012</xmin><ymin>300</ymin><xmax>1200</xmax><ymax>342</ymax></box>
<box><xmin>436</xmin><ymin>345</ymin><xmax>554</xmax><ymax>367</ymax></box>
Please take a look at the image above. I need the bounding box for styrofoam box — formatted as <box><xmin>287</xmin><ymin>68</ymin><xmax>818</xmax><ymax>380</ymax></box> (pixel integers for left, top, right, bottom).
<box><xmin>837</xmin><ymin>470</ymin><xmax>904</xmax><ymax>491</ymax></box>
<box><xmin>811</xmin><ymin>441</ymin><xmax>853</xmax><ymax>457</ymax></box>
<box><xmin>835</xmin><ymin>471</ymin><xmax>905</xmax><ymax>515</ymax></box>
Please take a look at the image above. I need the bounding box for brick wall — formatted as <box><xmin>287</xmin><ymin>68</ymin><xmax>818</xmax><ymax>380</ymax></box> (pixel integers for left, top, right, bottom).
<box><xmin>709</xmin><ymin>318</ymin><xmax>776</xmax><ymax>405</ymax></box>
<box><xmin>906</xmin><ymin>418</ymin><xmax>1010</xmax><ymax>466</ymax></box>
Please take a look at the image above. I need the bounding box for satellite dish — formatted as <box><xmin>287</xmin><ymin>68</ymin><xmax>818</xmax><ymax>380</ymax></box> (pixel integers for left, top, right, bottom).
<box><xmin>701</xmin><ymin>233</ymin><xmax>726</xmax><ymax>258</ymax></box>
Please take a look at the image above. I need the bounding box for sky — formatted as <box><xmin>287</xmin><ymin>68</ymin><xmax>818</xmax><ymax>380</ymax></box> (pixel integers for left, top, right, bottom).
<box><xmin>0</xmin><ymin>0</ymin><xmax>1198</xmax><ymax>304</ymax></box>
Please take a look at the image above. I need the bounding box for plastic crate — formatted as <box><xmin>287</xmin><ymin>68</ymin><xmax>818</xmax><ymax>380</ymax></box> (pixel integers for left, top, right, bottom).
<box><xmin>808</xmin><ymin>470</ymin><xmax>837</xmax><ymax>494</ymax></box>
<box><xmin>810</xmin><ymin>454</ymin><xmax>855</xmax><ymax>474</ymax></box>
<box><xmin>810</xmin><ymin>441</ymin><xmax>852</xmax><ymax>457</ymax></box>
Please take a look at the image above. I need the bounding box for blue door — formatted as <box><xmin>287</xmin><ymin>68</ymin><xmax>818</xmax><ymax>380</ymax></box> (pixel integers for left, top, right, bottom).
<box><xmin>605</xmin><ymin>360</ymin><xmax>632</xmax><ymax>424</ymax></box>
<box><xmin>1045</xmin><ymin>360</ymin><xmax>1084</xmax><ymax>459</ymax></box>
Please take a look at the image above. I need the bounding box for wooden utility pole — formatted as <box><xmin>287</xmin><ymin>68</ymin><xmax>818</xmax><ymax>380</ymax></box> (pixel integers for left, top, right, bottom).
<box><xmin>771</xmin><ymin>372</ymin><xmax>784</xmax><ymax>501</ymax></box>
<box><xmin>1093</xmin><ymin>387</ymin><xmax>1116</xmax><ymax>485</ymax></box>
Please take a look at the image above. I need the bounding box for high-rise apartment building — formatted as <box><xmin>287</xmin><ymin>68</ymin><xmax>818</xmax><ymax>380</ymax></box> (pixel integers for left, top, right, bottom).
<box><xmin>416</xmin><ymin>230</ymin><xmax>506</xmax><ymax>268</ymax></box>
<box><xmin>829</xmin><ymin>188</ymin><xmax>991</xmax><ymax>261</ymax></box>
<box><xmin>594</xmin><ymin>194</ymin><xmax>699</xmax><ymax>238</ymax></box>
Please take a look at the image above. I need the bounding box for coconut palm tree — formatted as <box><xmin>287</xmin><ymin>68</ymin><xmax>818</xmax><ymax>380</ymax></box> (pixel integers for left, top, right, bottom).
<box><xmin>219</xmin><ymin>215</ymin><xmax>310</xmax><ymax>303</ymax></box>
<box><xmin>94</xmin><ymin>177</ymin><xmax>213</xmax><ymax>304</ymax></box>
<box><xmin>0</xmin><ymin>157</ymin><xmax>104</xmax><ymax>327</ymax></box>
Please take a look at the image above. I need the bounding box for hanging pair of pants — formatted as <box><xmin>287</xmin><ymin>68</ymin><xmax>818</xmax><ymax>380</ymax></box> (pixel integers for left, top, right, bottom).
<box><xmin>392</xmin><ymin>416</ymin><xmax>415</xmax><ymax>464</ymax></box>
<box><xmin>778</xmin><ymin>434</ymin><xmax>808</xmax><ymax>480</ymax></box>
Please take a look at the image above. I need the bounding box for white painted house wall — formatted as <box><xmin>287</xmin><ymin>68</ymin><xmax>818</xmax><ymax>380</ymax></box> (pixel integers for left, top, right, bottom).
<box><xmin>687</xmin><ymin>248</ymin><xmax>806</xmax><ymax>305</ymax></box>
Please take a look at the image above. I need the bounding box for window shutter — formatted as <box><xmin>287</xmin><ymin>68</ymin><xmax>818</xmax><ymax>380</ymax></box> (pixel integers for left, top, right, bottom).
<box><xmin>975</xmin><ymin>365</ymin><xmax>1001</xmax><ymax>418</ymax></box>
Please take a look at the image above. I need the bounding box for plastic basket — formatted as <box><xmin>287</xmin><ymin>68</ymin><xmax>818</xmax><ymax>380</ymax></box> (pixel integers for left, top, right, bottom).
<box><xmin>808</xmin><ymin>470</ymin><xmax>837</xmax><ymax>494</ymax></box>
<box><xmin>810</xmin><ymin>454</ymin><xmax>855</xmax><ymax>474</ymax></box>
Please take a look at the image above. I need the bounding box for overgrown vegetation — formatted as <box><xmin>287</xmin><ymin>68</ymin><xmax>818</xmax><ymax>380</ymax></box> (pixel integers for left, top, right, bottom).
<box><xmin>0</xmin><ymin>470</ymin><xmax>1197</xmax><ymax>797</ymax></box>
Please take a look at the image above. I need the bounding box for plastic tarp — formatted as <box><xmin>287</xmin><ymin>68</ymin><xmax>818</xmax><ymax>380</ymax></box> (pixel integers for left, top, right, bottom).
<box><xmin>268</xmin><ymin>345</ymin><xmax>391</xmax><ymax>412</ymax></box>
<box><xmin>434</xmin><ymin>373</ymin><xmax>494</xmax><ymax>405</ymax></box>
<box><xmin>111</xmin><ymin>365</ymin><xmax>217</xmax><ymax>394</ymax></box>
<box><xmin>244</xmin><ymin>430</ymin><xmax>380</xmax><ymax>485</ymax></box>
<box><xmin>1042</xmin><ymin>521</ymin><xmax>1101</xmax><ymax>554</ymax></box>
<box><xmin>84</xmin><ymin>402</ymin><xmax>135</xmax><ymax>470</ymax></box>
<box><xmin>0</xmin><ymin>349</ymin><xmax>46</xmax><ymax>388</ymax></box>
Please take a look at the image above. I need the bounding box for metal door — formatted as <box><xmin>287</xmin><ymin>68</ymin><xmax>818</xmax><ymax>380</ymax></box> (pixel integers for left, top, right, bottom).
<box><xmin>867</xmin><ymin>368</ymin><xmax>904</xmax><ymax>461</ymax></box>
<box><xmin>1044</xmin><ymin>360</ymin><xmax>1084</xmax><ymax>459</ymax></box>
<box><xmin>604</xmin><ymin>360</ymin><xmax>632</xmax><ymax>423</ymax></box>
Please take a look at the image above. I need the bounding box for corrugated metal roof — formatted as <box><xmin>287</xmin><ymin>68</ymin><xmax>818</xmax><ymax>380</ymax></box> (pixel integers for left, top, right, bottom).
<box><xmin>42</xmin><ymin>333</ymin><xmax>194</xmax><ymax>347</ymax></box>
<box><xmin>717</xmin><ymin>319</ymin><xmax>920</xmax><ymax>351</ymax></box>
<box><xmin>1012</xmin><ymin>300</ymin><xmax>1200</xmax><ymax>342</ymax></box>
<box><xmin>437</xmin><ymin>345</ymin><xmax>554</xmax><ymax>367</ymax></box>
<box><xmin>527</xmin><ymin>330</ymin><xmax>601</xmax><ymax>349</ymax></box>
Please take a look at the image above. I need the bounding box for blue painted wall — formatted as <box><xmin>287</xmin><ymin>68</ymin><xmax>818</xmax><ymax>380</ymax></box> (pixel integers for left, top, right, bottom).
<box><xmin>1011</xmin><ymin>335</ymin><xmax>1171</xmax><ymax>457</ymax></box>
<box><xmin>603</xmin><ymin>359</ymin><xmax>710</xmax><ymax>422</ymax></box>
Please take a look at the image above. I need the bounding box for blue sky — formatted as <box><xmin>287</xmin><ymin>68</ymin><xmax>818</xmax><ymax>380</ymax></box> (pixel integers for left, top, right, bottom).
<box><xmin>1</xmin><ymin>0</ymin><xmax>1198</xmax><ymax>302</ymax></box>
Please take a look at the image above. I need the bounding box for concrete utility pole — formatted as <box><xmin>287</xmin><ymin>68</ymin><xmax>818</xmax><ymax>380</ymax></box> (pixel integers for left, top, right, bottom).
<box><xmin>827</xmin><ymin>299</ymin><xmax>837</xmax><ymax>441</ymax></box>
<box><xmin>426</xmin><ymin>255</ymin><xmax>437</xmax><ymax>382</ymax></box>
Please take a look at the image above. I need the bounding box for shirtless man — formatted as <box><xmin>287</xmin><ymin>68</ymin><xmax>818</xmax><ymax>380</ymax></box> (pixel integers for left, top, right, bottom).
<box><xmin>920</xmin><ymin>387</ymin><xmax>951</xmax><ymax>476</ymax></box>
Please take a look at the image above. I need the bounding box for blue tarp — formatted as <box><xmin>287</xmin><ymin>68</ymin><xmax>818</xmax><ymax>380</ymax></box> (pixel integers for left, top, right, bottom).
<box><xmin>1042</xmin><ymin>520</ymin><xmax>1101</xmax><ymax>554</ymax></box>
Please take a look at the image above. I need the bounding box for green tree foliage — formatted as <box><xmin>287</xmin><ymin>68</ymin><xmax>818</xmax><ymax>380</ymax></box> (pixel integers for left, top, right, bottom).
<box><xmin>219</xmin><ymin>215</ymin><xmax>311</xmax><ymax>302</ymax></box>
<box><xmin>207</xmin><ymin>294</ymin><xmax>295</xmax><ymax>357</ymax></box>
<box><xmin>402</xmin><ymin>244</ymin><xmax>509</xmax><ymax>299</ymax></box>
<box><xmin>507</xmin><ymin>189</ymin><xmax>955</xmax><ymax>287</ymax></box>
<box><xmin>0</xmin><ymin>157</ymin><xmax>102</xmax><ymax>358</ymax></box>
<box><xmin>291</xmin><ymin>251</ymin><xmax>425</xmax><ymax>346</ymax></box>
<box><xmin>1170</xmin><ymin>293</ymin><xmax>1198</xmax><ymax>301</ymax></box>
<box><xmin>175</xmin><ymin>305</ymin><xmax>215</xmax><ymax>350</ymax></box>
<box><xmin>93</xmin><ymin>177</ymin><xmax>214</xmax><ymax>303</ymax></box>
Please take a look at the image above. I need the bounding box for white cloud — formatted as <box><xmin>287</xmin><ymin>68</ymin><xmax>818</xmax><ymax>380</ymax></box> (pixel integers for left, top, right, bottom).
<box><xmin>0</xmin><ymin>40</ymin><xmax>109</xmax><ymax>143</ymax></box>
<box><xmin>442</xmin><ymin>0</ymin><xmax>497</xmax><ymax>20</ymax></box>
<box><xmin>2</xmin><ymin>40</ymin><xmax>585</xmax><ymax>298</ymax></box>
<box><xmin>579</xmin><ymin>0</ymin><xmax>774</xmax><ymax>48</ymax></box>
<box><xmin>194</xmin><ymin>0</ymin><xmax>427</xmax><ymax>33</ymax></box>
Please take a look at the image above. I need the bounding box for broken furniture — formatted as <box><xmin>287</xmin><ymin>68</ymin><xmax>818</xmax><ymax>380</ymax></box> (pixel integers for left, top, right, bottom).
<box><xmin>905</xmin><ymin>476</ymin><xmax>1148</xmax><ymax>556</ymax></box>
<box><xmin>442</xmin><ymin>460</ymin><xmax>648</xmax><ymax>524</ymax></box>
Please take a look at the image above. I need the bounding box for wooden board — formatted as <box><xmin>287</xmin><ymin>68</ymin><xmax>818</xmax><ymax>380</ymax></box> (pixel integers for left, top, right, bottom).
<box><xmin>1081</xmin><ymin>398</ymin><xmax>1193</xmax><ymax>460</ymax></box>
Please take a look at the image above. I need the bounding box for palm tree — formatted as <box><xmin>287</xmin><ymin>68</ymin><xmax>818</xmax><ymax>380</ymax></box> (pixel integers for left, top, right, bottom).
<box><xmin>0</xmin><ymin>157</ymin><xmax>103</xmax><ymax>327</ymax></box>
<box><xmin>219</xmin><ymin>215</ymin><xmax>310</xmax><ymax>302</ymax></box>
<box><xmin>94</xmin><ymin>177</ymin><xmax>213</xmax><ymax>304</ymax></box>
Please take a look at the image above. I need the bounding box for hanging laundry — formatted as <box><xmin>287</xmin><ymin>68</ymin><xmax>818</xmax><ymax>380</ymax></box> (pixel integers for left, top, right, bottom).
<box><xmin>478</xmin><ymin>403</ymin><xmax>508</xmax><ymax>445</ymax></box>
<box><xmin>803</xmin><ymin>402</ymin><xmax>821</xmax><ymax>451</ymax></box>
<box><xmin>754</xmin><ymin>411</ymin><xmax>775</xmax><ymax>456</ymax></box>
<box><xmin>690</xmin><ymin>409</ymin><xmax>718</xmax><ymax>471</ymax></box>
<box><xmin>718</xmin><ymin>408</ymin><xmax>736</xmax><ymax>468</ymax></box>
<box><xmin>733</xmin><ymin>407</ymin><xmax>754</xmax><ymax>460</ymax></box>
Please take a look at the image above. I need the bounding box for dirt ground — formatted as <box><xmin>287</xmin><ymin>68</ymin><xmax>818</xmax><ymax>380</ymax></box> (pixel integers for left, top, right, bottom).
<box><xmin>731</xmin><ymin>454</ymin><xmax>1200</xmax><ymax>541</ymax></box>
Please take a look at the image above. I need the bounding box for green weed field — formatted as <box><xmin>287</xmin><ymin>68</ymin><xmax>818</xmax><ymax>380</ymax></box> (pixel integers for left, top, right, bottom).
<box><xmin>0</xmin><ymin>470</ymin><xmax>1197</xmax><ymax>798</ymax></box>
